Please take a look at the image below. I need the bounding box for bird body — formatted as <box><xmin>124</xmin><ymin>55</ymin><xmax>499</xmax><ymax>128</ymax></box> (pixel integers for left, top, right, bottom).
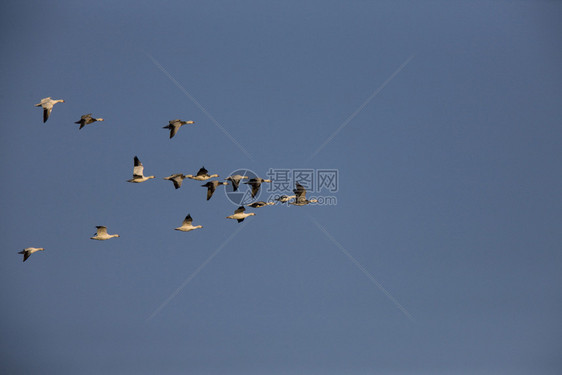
<box><xmin>127</xmin><ymin>156</ymin><xmax>155</xmax><ymax>183</ymax></box>
<box><xmin>226</xmin><ymin>206</ymin><xmax>256</xmax><ymax>222</ymax></box>
<box><xmin>35</xmin><ymin>97</ymin><xmax>64</xmax><ymax>123</ymax></box>
<box><xmin>18</xmin><ymin>247</ymin><xmax>44</xmax><ymax>262</ymax></box>
<box><xmin>163</xmin><ymin>119</ymin><xmax>194</xmax><ymax>139</ymax></box>
<box><xmin>175</xmin><ymin>214</ymin><xmax>203</xmax><ymax>232</ymax></box>
<box><xmin>90</xmin><ymin>226</ymin><xmax>120</xmax><ymax>240</ymax></box>
<box><xmin>75</xmin><ymin>113</ymin><xmax>104</xmax><ymax>129</ymax></box>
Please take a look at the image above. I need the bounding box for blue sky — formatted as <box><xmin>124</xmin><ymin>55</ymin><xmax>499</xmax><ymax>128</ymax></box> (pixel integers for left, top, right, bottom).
<box><xmin>1</xmin><ymin>1</ymin><xmax>561</xmax><ymax>374</ymax></box>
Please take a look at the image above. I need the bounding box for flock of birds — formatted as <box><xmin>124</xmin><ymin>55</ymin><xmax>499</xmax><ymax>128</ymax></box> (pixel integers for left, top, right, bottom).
<box><xmin>19</xmin><ymin>97</ymin><xmax>318</xmax><ymax>262</ymax></box>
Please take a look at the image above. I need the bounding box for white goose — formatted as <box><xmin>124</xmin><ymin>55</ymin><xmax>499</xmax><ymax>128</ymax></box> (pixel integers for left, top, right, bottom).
<box><xmin>163</xmin><ymin>173</ymin><xmax>187</xmax><ymax>189</ymax></box>
<box><xmin>35</xmin><ymin>97</ymin><xmax>65</xmax><ymax>123</ymax></box>
<box><xmin>18</xmin><ymin>247</ymin><xmax>45</xmax><ymax>262</ymax></box>
<box><xmin>90</xmin><ymin>226</ymin><xmax>120</xmax><ymax>240</ymax></box>
<box><xmin>290</xmin><ymin>182</ymin><xmax>318</xmax><ymax>206</ymax></box>
<box><xmin>75</xmin><ymin>114</ymin><xmax>104</xmax><ymax>129</ymax></box>
<box><xmin>127</xmin><ymin>156</ymin><xmax>155</xmax><ymax>183</ymax></box>
<box><xmin>226</xmin><ymin>206</ymin><xmax>256</xmax><ymax>223</ymax></box>
<box><xmin>163</xmin><ymin>119</ymin><xmax>195</xmax><ymax>139</ymax></box>
<box><xmin>175</xmin><ymin>213</ymin><xmax>203</xmax><ymax>232</ymax></box>
<box><xmin>186</xmin><ymin>167</ymin><xmax>218</xmax><ymax>181</ymax></box>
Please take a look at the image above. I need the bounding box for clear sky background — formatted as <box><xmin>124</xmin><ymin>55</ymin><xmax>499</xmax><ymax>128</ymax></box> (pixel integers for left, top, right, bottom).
<box><xmin>1</xmin><ymin>1</ymin><xmax>561</xmax><ymax>374</ymax></box>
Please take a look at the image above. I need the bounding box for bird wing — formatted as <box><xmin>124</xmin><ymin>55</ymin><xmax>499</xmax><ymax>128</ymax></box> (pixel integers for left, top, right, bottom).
<box><xmin>293</xmin><ymin>182</ymin><xmax>306</xmax><ymax>199</ymax></box>
<box><xmin>183</xmin><ymin>214</ymin><xmax>193</xmax><ymax>225</ymax></box>
<box><xmin>196</xmin><ymin>167</ymin><xmax>208</xmax><ymax>176</ymax></box>
<box><xmin>206</xmin><ymin>184</ymin><xmax>216</xmax><ymax>200</ymax></box>
<box><xmin>172</xmin><ymin>176</ymin><xmax>182</xmax><ymax>189</ymax></box>
<box><xmin>229</xmin><ymin>177</ymin><xmax>240</xmax><ymax>191</ymax></box>
<box><xmin>43</xmin><ymin>108</ymin><xmax>51</xmax><ymax>123</ymax></box>
<box><xmin>169</xmin><ymin>125</ymin><xmax>179</xmax><ymax>139</ymax></box>
<box><xmin>96</xmin><ymin>226</ymin><xmax>108</xmax><ymax>236</ymax></box>
<box><xmin>234</xmin><ymin>206</ymin><xmax>246</xmax><ymax>214</ymax></box>
<box><xmin>250</xmin><ymin>183</ymin><xmax>260</xmax><ymax>198</ymax></box>
<box><xmin>133</xmin><ymin>156</ymin><xmax>144</xmax><ymax>177</ymax></box>
<box><xmin>23</xmin><ymin>251</ymin><xmax>30</xmax><ymax>262</ymax></box>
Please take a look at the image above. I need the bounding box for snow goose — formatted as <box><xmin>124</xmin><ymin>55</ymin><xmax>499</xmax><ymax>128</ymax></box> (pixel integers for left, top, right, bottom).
<box><xmin>90</xmin><ymin>226</ymin><xmax>120</xmax><ymax>240</ymax></box>
<box><xmin>225</xmin><ymin>174</ymin><xmax>249</xmax><ymax>191</ymax></box>
<box><xmin>247</xmin><ymin>201</ymin><xmax>274</xmax><ymax>208</ymax></box>
<box><xmin>127</xmin><ymin>156</ymin><xmax>155</xmax><ymax>183</ymax></box>
<box><xmin>163</xmin><ymin>119</ymin><xmax>195</xmax><ymax>139</ymax></box>
<box><xmin>75</xmin><ymin>113</ymin><xmax>104</xmax><ymax>129</ymax></box>
<box><xmin>186</xmin><ymin>167</ymin><xmax>219</xmax><ymax>181</ymax></box>
<box><xmin>35</xmin><ymin>97</ymin><xmax>64</xmax><ymax>123</ymax></box>
<box><xmin>202</xmin><ymin>180</ymin><xmax>227</xmax><ymax>200</ymax></box>
<box><xmin>175</xmin><ymin>213</ymin><xmax>203</xmax><ymax>232</ymax></box>
<box><xmin>244</xmin><ymin>177</ymin><xmax>272</xmax><ymax>198</ymax></box>
<box><xmin>163</xmin><ymin>173</ymin><xmax>187</xmax><ymax>189</ymax></box>
<box><xmin>18</xmin><ymin>247</ymin><xmax>44</xmax><ymax>262</ymax></box>
<box><xmin>290</xmin><ymin>182</ymin><xmax>318</xmax><ymax>206</ymax></box>
<box><xmin>226</xmin><ymin>206</ymin><xmax>256</xmax><ymax>223</ymax></box>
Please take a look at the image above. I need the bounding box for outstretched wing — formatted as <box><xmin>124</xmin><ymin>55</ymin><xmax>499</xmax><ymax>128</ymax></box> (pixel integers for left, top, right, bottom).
<box><xmin>234</xmin><ymin>206</ymin><xmax>245</xmax><ymax>214</ymax></box>
<box><xmin>230</xmin><ymin>177</ymin><xmax>240</xmax><ymax>191</ymax></box>
<box><xmin>183</xmin><ymin>214</ymin><xmax>193</xmax><ymax>225</ymax></box>
<box><xmin>96</xmin><ymin>226</ymin><xmax>108</xmax><ymax>236</ymax></box>
<box><xmin>206</xmin><ymin>184</ymin><xmax>216</xmax><ymax>200</ymax></box>
<box><xmin>196</xmin><ymin>167</ymin><xmax>208</xmax><ymax>176</ymax></box>
<box><xmin>133</xmin><ymin>156</ymin><xmax>144</xmax><ymax>177</ymax></box>
<box><xmin>293</xmin><ymin>182</ymin><xmax>306</xmax><ymax>199</ymax></box>
<box><xmin>43</xmin><ymin>108</ymin><xmax>51</xmax><ymax>123</ymax></box>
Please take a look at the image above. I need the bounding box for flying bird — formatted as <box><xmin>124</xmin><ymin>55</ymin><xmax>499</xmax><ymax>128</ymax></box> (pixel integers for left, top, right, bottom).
<box><xmin>226</xmin><ymin>206</ymin><xmax>256</xmax><ymax>223</ymax></box>
<box><xmin>163</xmin><ymin>119</ymin><xmax>195</xmax><ymax>139</ymax></box>
<box><xmin>127</xmin><ymin>156</ymin><xmax>155</xmax><ymax>183</ymax></box>
<box><xmin>75</xmin><ymin>114</ymin><xmax>104</xmax><ymax>129</ymax></box>
<box><xmin>225</xmin><ymin>174</ymin><xmax>249</xmax><ymax>191</ymax></box>
<box><xmin>18</xmin><ymin>247</ymin><xmax>44</xmax><ymax>262</ymax></box>
<box><xmin>163</xmin><ymin>174</ymin><xmax>187</xmax><ymax>189</ymax></box>
<box><xmin>202</xmin><ymin>180</ymin><xmax>228</xmax><ymax>200</ymax></box>
<box><xmin>35</xmin><ymin>97</ymin><xmax>64</xmax><ymax>123</ymax></box>
<box><xmin>244</xmin><ymin>177</ymin><xmax>272</xmax><ymax>198</ymax></box>
<box><xmin>175</xmin><ymin>213</ymin><xmax>203</xmax><ymax>232</ymax></box>
<box><xmin>90</xmin><ymin>226</ymin><xmax>120</xmax><ymax>240</ymax></box>
<box><xmin>186</xmin><ymin>167</ymin><xmax>219</xmax><ymax>181</ymax></box>
<box><xmin>290</xmin><ymin>182</ymin><xmax>318</xmax><ymax>206</ymax></box>
<box><xmin>275</xmin><ymin>195</ymin><xmax>296</xmax><ymax>203</ymax></box>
